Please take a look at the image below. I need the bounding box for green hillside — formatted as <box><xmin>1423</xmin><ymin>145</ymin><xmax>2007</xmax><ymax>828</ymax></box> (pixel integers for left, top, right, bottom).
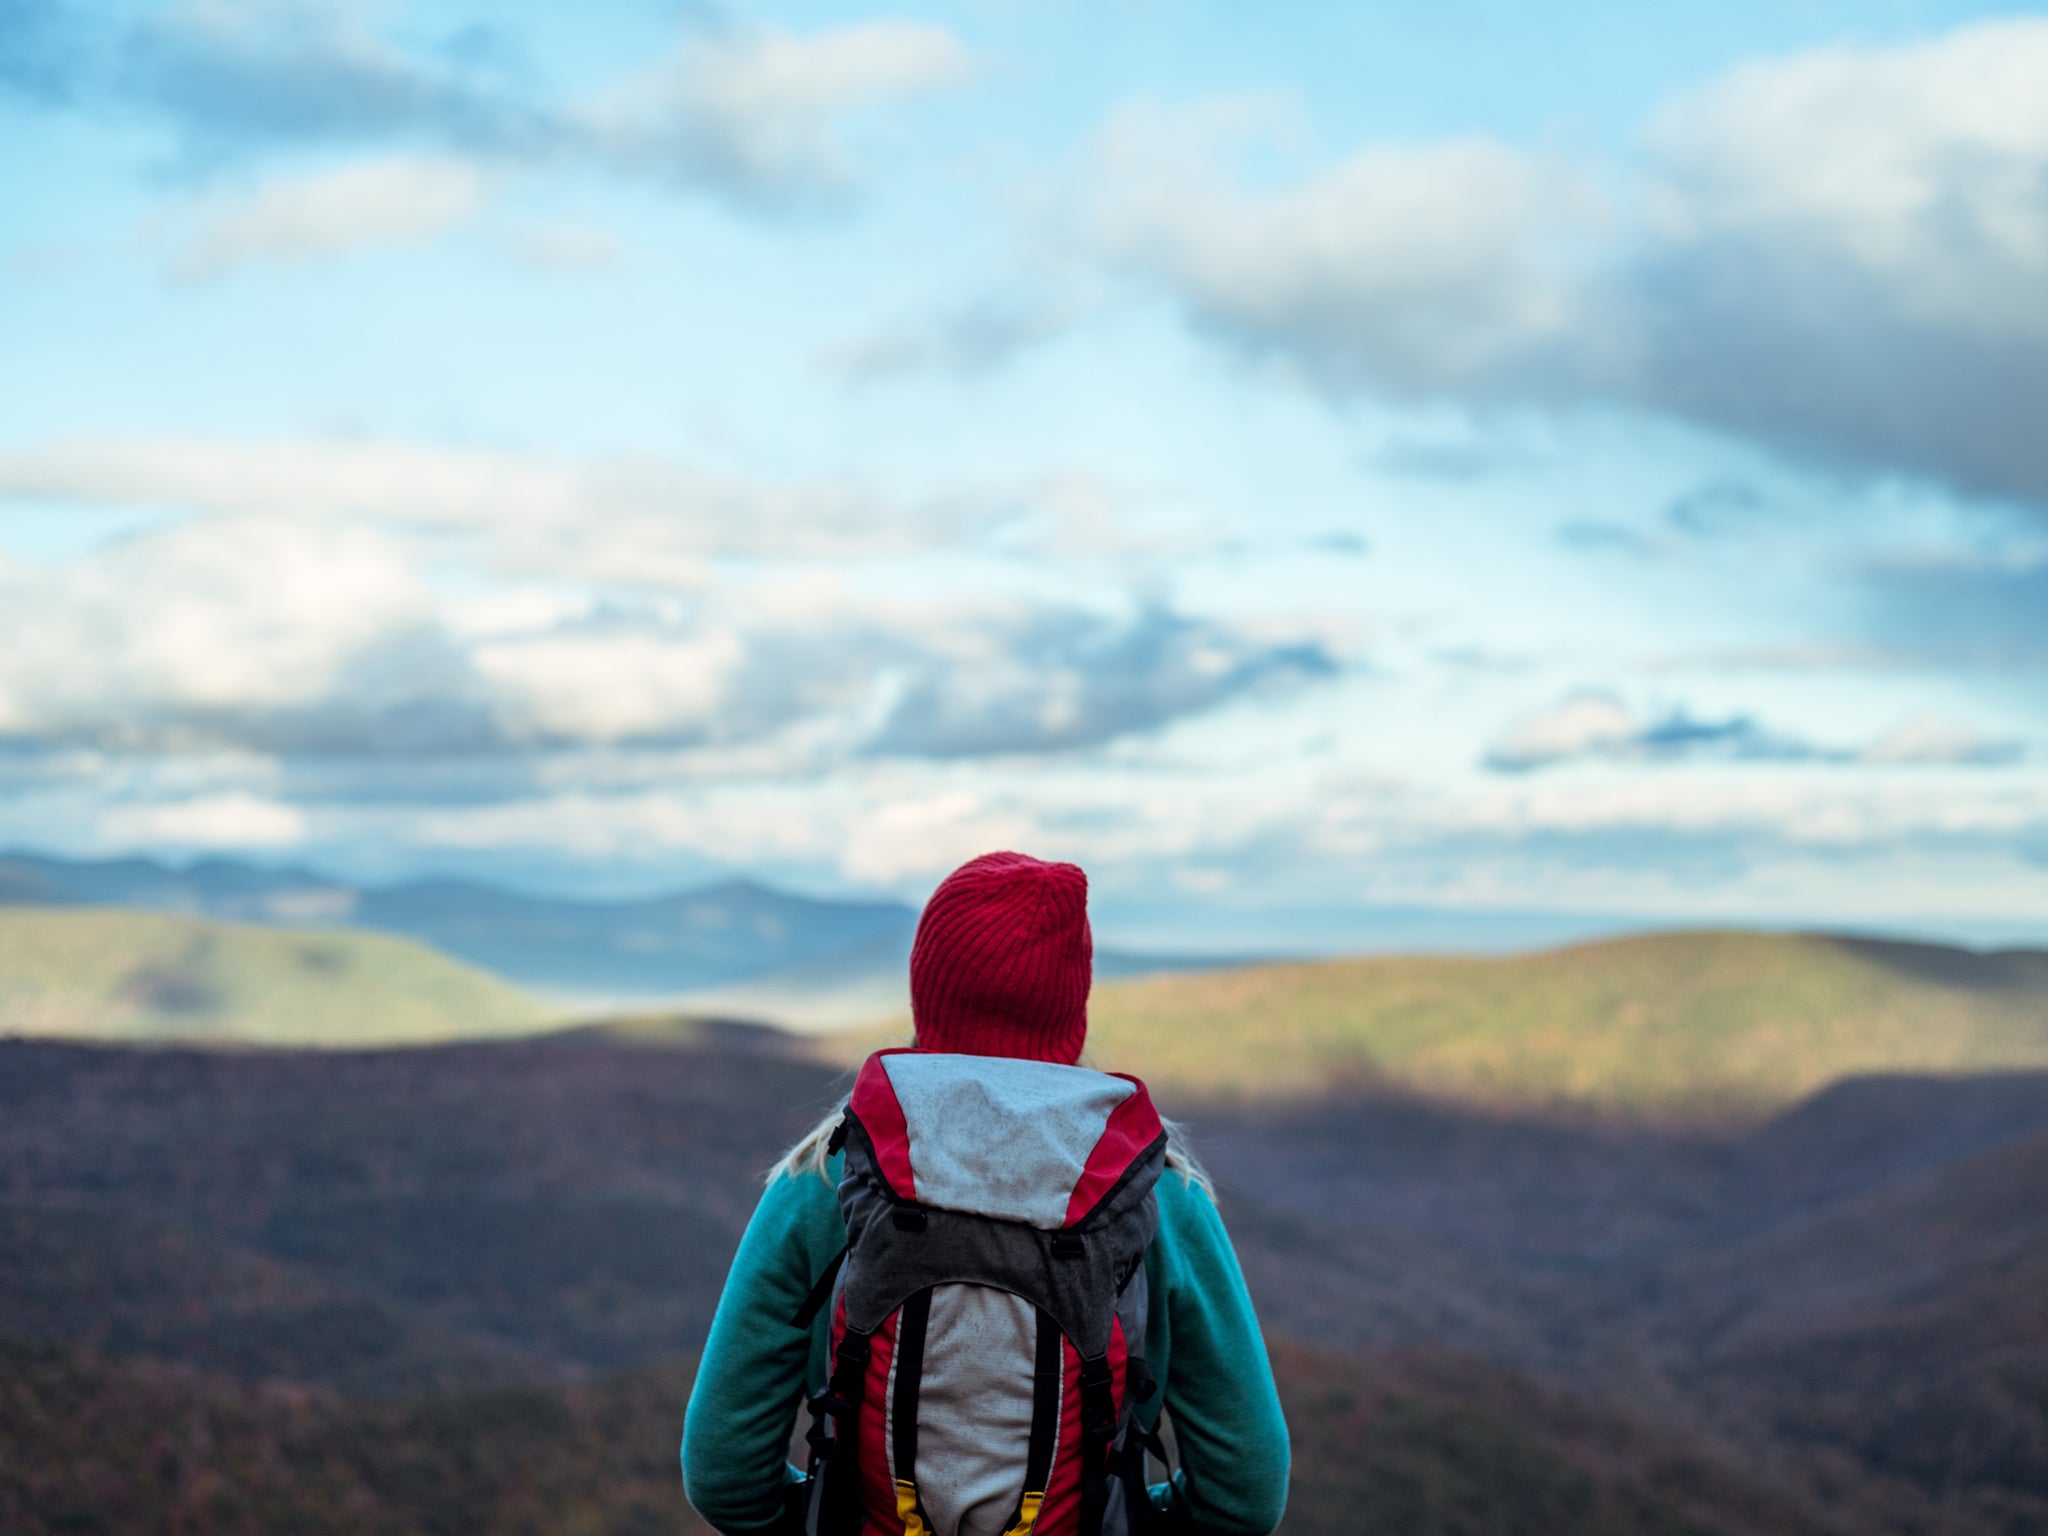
<box><xmin>0</xmin><ymin>906</ymin><xmax>556</xmax><ymax>1046</ymax></box>
<box><xmin>1080</xmin><ymin>931</ymin><xmax>2048</xmax><ymax>1115</ymax></box>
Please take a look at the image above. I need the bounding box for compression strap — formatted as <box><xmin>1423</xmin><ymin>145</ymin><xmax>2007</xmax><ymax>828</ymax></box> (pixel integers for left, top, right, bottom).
<box><xmin>890</xmin><ymin>1290</ymin><xmax>935</xmax><ymax>1536</ymax></box>
<box><xmin>1002</xmin><ymin>1308</ymin><xmax>1063</xmax><ymax>1536</ymax></box>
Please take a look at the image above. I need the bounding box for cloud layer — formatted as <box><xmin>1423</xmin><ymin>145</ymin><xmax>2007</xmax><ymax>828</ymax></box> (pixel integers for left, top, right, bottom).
<box><xmin>172</xmin><ymin>153</ymin><xmax>491</xmax><ymax>277</ymax></box>
<box><xmin>0</xmin><ymin>434</ymin><xmax>1337</xmax><ymax>765</ymax></box>
<box><xmin>1086</xmin><ymin>21</ymin><xmax>2048</xmax><ymax>505</ymax></box>
<box><xmin>1486</xmin><ymin>693</ymin><xmax>2027</xmax><ymax>773</ymax></box>
<box><xmin>591</xmin><ymin>20</ymin><xmax>973</xmax><ymax>206</ymax></box>
<box><xmin>2</xmin><ymin>1</ymin><xmax>972</xmax><ymax>222</ymax></box>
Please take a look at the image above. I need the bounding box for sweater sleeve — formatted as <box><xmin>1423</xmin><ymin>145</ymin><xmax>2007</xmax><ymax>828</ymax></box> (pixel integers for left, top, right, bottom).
<box><xmin>1148</xmin><ymin>1176</ymin><xmax>1291</xmax><ymax>1536</ymax></box>
<box><xmin>681</xmin><ymin>1165</ymin><xmax>844</xmax><ymax>1535</ymax></box>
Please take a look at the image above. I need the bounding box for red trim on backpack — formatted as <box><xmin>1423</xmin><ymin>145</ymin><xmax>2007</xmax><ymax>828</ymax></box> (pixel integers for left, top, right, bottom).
<box><xmin>850</xmin><ymin>1051</ymin><xmax>919</xmax><ymax>1201</ymax></box>
<box><xmin>1062</xmin><ymin>1076</ymin><xmax>1163</xmax><ymax>1228</ymax></box>
<box><xmin>853</xmin><ymin>1303</ymin><xmax>905</xmax><ymax>1535</ymax></box>
<box><xmin>1037</xmin><ymin>1315</ymin><xmax>1126</xmax><ymax>1536</ymax></box>
<box><xmin>1040</xmin><ymin>1333</ymin><xmax>1082</xmax><ymax>1536</ymax></box>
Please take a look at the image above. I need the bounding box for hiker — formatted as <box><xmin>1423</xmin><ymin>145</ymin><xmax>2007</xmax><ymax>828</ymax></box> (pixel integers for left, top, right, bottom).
<box><xmin>682</xmin><ymin>851</ymin><xmax>1289</xmax><ymax>1536</ymax></box>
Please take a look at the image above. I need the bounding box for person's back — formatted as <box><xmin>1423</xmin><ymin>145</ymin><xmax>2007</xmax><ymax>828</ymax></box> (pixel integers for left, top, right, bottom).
<box><xmin>682</xmin><ymin>852</ymin><xmax>1290</xmax><ymax>1536</ymax></box>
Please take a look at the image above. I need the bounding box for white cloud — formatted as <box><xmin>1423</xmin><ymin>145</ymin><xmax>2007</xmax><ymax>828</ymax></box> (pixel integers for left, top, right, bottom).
<box><xmin>100</xmin><ymin>792</ymin><xmax>308</xmax><ymax>850</ymax></box>
<box><xmin>826</xmin><ymin>282</ymin><xmax>1106</xmax><ymax>382</ymax></box>
<box><xmin>1647</xmin><ymin>19</ymin><xmax>2048</xmax><ymax>338</ymax></box>
<box><xmin>1484</xmin><ymin>694</ymin><xmax>2030</xmax><ymax>773</ymax></box>
<box><xmin>0</xmin><ymin>506</ymin><xmax>770</xmax><ymax>755</ymax></box>
<box><xmin>1084</xmin><ymin>20</ymin><xmax>2048</xmax><ymax>503</ymax></box>
<box><xmin>472</xmin><ymin>628</ymin><xmax>745</xmax><ymax>745</ymax></box>
<box><xmin>0</xmin><ymin>444</ymin><xmax>1337</xmax><ymax>765</ymax></box>
<box><xmin>398</xmin><ymin>769</ymin><xmax>1194</xmax><ymax>889</ymax></box>
<box><xmin>0</xmin><ymin>516</ymin><xmax>439</xmax><ymax>748</ymax></box>
<box><xmin>172</xmin><ymin>155</ymin><xmax>492</xmax><ymax>279</ymax></box>
<box><xmin>1089</xmin><ymin>101</ymin><xmax>1599</xmax><ymax>394</ymax></box>
<box><xmin>839</xmin><ymin>791</ymin><xmax>1042</xmax><ymax>884</ymax></box>
<box><xmin>23</xmin><ymin>6</ymin><xmax>971</xmax><ymax>270</ymax></box>
<box><xmin>0</xmin><ymin>433</ymin><xmax>955</xmax><ymax>577</ymax></box>
<box><xmin>0</xmin><ymin>431</ymin><xmax>1328</xmax><ymax>605</ymax></box>
<box><xmin>1450</xmin><ymin>772</ymin><xmax>2048</xmax><ymax>847</ymax></box>
<box><xmin>590</xmin><ymin>19</ymin><xmax>974</xmax><ymax>204</ymax></box>
<box><xmin>0</xmin><ymin>434</ymin><xmax>572</xmax><ymax>524</ymax></box>
<box><xmin>1860</xmin><ymin>715</ymin><xmax>2027</xmax><ymax>767</ymax></box>
<box><xmin>1486</xmin><ymin>693</ymin><xmax>1639</xmax><ymax>771</ymax></box>
<box><xmin>443</xmin><ymin>587</ymin><xmax>594</xmax><ymax>641</ymax></box>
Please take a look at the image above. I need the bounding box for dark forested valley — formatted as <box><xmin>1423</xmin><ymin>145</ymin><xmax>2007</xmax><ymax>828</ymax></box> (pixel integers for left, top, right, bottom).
<box><xmin>4</xmin><ymin>1028</ymin><xmax>2045</xmax><ymax>1535</ymax></box>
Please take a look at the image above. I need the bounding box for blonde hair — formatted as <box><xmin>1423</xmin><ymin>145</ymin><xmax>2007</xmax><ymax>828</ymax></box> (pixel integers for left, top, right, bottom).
<box><xmin>772</xmin><ymin>1048</ymin><xmax>1213</xmax><ymax>1198</ymax></box>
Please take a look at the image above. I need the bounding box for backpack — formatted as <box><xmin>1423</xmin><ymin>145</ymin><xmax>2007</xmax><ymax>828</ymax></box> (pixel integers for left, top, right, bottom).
<box><xmin>794</xmin><ymin>1048</ymin><xmax>1172</xmax><ymax>1536</ymax></box>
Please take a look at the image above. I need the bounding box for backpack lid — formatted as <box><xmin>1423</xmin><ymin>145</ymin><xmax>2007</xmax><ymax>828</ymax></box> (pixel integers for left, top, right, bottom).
<box><xmin>849</xmin><ymin>1049</ymin><xmax>1163</xmax><ymax>1231</ymax></box>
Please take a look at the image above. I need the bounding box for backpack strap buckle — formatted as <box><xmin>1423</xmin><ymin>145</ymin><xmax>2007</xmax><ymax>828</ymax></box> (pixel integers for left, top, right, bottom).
<box><xmin>1001</xmin><ymin>1490</ymin><xmax>1045</xmax><ymax>1536</ymax></box>
<box><xmin>815</xmin><ymin>1327</ymin><xmax>871</xmax><ymax>1420</ymax></box>
<box><xmin>895</xmin><ymin>1479</ymin><xmax>933</xmax><ymax>1536</ymax></box>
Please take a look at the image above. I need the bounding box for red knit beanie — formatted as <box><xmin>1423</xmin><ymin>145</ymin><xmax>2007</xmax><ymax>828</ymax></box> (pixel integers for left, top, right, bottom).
<box><xmin>909</xmin><ymin>851</ymin><xmax>1092</xmax><ymax>1064</ymax></box>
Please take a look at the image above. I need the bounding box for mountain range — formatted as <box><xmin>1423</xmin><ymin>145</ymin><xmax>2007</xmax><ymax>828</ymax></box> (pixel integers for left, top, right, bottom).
<box><xmin>0</xmin><ymin>852</ymin><xmax>1218</xmax><ymax>1024</ymax></box>
<box><xmin>0</xmin><ymin>852</ymin><xmax>914</xmax><ymax>1004</ymax></box>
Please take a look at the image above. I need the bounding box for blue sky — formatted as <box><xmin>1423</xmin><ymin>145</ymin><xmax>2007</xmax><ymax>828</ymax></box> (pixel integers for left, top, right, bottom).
<box><xmin>2</xmin><ymin>0</ymin><xmax>2046</xmax><ymax>949</ymax></box>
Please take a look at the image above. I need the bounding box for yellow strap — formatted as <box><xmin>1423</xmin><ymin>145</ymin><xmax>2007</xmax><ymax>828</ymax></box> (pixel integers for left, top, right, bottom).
<box><xmin>896</xmin><ymin>1478</ymin><xmax>931</xmax><ymax>1536</ymax></box>
<box><xmin>1002</xmin><ymin>1490</ymin><xmax>1045</xmax><ymax>1536</ymax></box>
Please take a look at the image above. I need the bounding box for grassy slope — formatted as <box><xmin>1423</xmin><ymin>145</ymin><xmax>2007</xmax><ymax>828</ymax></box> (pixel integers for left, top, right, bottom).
<box><xmin>0</xmin><ymin>906</ymin><xmax>554</xmax><ymax>1046</ymax></box>
<box><xmin>1081</xmin><ymin>931</ymin><xmax>2048</xmax><ymax>1114</ymax></box>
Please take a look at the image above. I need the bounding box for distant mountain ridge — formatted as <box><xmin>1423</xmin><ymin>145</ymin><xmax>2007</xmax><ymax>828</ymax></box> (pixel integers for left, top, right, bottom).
<box><xmin>0</xmin><ymin>850</ymin><xmax>1555</xmax><ymax>1008</ymax></box>
<box><xmin>0</xmin><ymin>852</ymin><xmax>917</xmax><ymax>1003</ymax></box>
<box><xmin>0</xmin><ymin>853</ymin><xmax>1218</xmax><ymax>1021</ymax></box>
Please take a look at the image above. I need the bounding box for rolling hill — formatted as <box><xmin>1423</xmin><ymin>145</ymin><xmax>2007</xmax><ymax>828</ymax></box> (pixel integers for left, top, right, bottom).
<box><xmin>13</xmin><ymin>910</ymin><xmax>2048</xmax><ymax>1113</ymax></box>
<box><xmin>0</xmin><ymin>906</ymin><xmax>555</xmax><ymax>1046</ymax></box>
<box><xmin>1080</xmin><ymin>930</ymin><xmax>2048</xmax><ymax>1114</ymax></box>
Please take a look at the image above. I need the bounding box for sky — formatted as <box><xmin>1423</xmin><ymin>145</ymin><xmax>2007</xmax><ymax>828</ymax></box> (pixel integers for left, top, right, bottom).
<box><xmin>2</xmin><ymin>0</ymin><xmax>2046</xmax><ymax>950</ymax></box>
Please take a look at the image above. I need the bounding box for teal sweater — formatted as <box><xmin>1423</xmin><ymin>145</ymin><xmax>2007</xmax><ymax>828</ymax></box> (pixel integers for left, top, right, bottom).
<box><xmin>681</xmin><ymin>1152</ymin><xmax>1290</xmax><ymax>1535</ymax></box>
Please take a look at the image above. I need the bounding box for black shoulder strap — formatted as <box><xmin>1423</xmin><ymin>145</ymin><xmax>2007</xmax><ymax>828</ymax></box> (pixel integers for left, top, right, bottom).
<box><xmin>1078</xmin><ymin>1349</ymin><xmax>1120</xmax><ymax>1536</ymax></box>
<box><xmin>805</xmin><ymin>1324</ymin><xmax>872</xmax><ymax>1536</ymax></box>
<box><xmin>999</xmin><ymin>1307</ymin><xmax>1063</xmax><ymax>1536</ymax></box>
<box><xmin>889</xmin><ymin>1289</ymin><xmax>936</xmax><ymax>1535</ymax></box>
<box><xmin>791</xmin><ymin>1244</ymin><xmax>848</xmax><ymax>1331</ymax></box>
<box><xmin>1028</xmin><ymin>1308</ymin><xmax>1063</xmax><ymax>1485</ymax></box>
